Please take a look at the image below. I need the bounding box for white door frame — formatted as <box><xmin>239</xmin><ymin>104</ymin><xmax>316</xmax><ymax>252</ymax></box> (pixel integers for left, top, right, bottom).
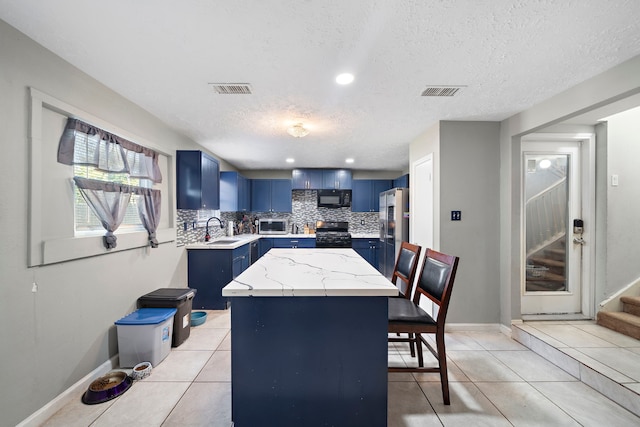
<box><xmin>411</xmin><ymin>153</ymin><xmax>435</xmax><ymax>314</ymax></box>
<box><xmin>520</xmin><ymin>133</ymin><xmax>596</xmax><ymax>318</ymax></box>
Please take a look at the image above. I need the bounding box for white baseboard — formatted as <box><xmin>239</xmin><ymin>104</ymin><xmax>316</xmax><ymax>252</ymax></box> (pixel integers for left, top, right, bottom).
<box><xmin>17</xmin><ymin>356</ymin><xmax>118</xmax><ymax>427</ymax></box>
<box><xmin>445</xmin><ymin>323</ymin><xmax>502</xmax><ymax>332</ymax></box>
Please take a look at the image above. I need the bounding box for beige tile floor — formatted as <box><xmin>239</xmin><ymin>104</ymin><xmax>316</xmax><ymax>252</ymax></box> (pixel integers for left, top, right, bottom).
<box><xmin>42</xmin><ymin>311</ymin><xmax>640</xmax><ymax>426</ymax></box>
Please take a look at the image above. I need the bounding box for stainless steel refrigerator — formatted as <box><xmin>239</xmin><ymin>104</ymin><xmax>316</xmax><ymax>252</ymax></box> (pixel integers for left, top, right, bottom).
<box><xmin>379</xmin><ymin>188</ymin><xmax>409</xmax><ymax>280</ymax></box>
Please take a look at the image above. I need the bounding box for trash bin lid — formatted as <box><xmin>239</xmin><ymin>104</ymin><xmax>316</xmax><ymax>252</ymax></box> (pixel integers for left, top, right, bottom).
<box><xmin>115</xmin><ymin>308</ymin><xmax>177</xmax><ymax>325</ymax></box>
<box><xmin>138</xmin><ymin>288</ymin><xmax>196</xmax><ymax>302</ymax></box>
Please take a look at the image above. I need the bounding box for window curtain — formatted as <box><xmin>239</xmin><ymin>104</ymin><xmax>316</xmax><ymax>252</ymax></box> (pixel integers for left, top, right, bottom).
<box><xmin>73</xmin><ymin>177</ymin><xmax>132</xmax><ymax>249</ymax></box>
<box><xmin>135</xmin><ymin>188</ymin><xmax>162</xmax><ymax>248</ymax></box>
<box><xmin>74</xmin><ymin>177</ymin><xmax>162</xmax><ymax>249</ymax></box>
<box><xmin>59</xmin><ymin>118</ymin><xmax>162</xmax><ymax>183</ymax></box>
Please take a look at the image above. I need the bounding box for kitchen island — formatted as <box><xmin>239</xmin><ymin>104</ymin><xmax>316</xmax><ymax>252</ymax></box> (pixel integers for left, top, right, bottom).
<box><xmin>222</xmin><ymin>248</ymin><xmax>397</xmax><ymax>427</ymax></box>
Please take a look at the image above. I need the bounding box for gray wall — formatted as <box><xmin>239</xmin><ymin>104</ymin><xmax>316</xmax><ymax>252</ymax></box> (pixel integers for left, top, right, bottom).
<box><xmin>499</xmin><ymin>56</ymin><xmax>640</xmax><ymax>325</ymax></box>
<box><xmin>605</xmin><ymin>107</ymin><xmax>640</xmax><ymax>294</ymax></box>
<box><xmin>439</xmin><ymin>122</ymin><xmax>501</xmax><ymax>323</ymax></box>
<box><xmin>408</xmin><ymin>121</ymin><xmax>501</xmax><ymax>324</ymax></box>
<box><xmin>0</xmin><ymin>20</ymin><xmax>204</xmax><ymax>426</ymax></box>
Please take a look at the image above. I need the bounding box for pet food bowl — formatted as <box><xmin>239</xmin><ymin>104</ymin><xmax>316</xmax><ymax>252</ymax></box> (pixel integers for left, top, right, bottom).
<box><xmin>191</xmin><ymin>311</ymin><xmax>207</xmax><ymax>326</ymax></box>
<box><xmin>131</xmin><ymin>361</ymin><xmax>153</xmax><ymax>380</ymax></box>
<box><xmin>81</xmin><ymin>371</ymin><xmax>132</xmax><ymax>405</ymax></box>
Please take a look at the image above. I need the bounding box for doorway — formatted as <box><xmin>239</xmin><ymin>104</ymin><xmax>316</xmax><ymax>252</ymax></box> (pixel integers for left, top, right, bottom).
<box><xmin>520</xmin><ymin>136</ymin><xmax>594</xmax><ymax>317</ymax></box>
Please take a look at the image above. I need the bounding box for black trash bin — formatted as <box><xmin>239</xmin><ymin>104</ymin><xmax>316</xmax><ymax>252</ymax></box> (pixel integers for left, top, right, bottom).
<box><xmin>138</xmin><ymin>288</ymin><xmax>196</xmax><ymax>347</ymax></box>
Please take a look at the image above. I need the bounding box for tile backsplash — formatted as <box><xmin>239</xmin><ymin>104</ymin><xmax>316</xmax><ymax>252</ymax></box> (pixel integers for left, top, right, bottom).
<box><xmin>176</xmin><ymin>190</ymin><xmax>379</xmax><ymax>246</ymax></box>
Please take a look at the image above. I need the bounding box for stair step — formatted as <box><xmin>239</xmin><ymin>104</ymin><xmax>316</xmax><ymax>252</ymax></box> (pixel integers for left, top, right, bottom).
<box><xmin>621</xmin><ymin>295</ymin><xmax>640</xmax><ymax>307</ymax></box>
<box><xmin>597</xmin><ymin>311</ymin><xmax>640</xmax><ymax>340</ymax></box>
<box><xmin>621</xmin><ymin>296</ymin><xmax>640</xmax><ymax>316</ymax></box>
<box><xmin>530</xmin><ymin>257</ymin><xmax>565</xmax><ymax>267</ymax></box>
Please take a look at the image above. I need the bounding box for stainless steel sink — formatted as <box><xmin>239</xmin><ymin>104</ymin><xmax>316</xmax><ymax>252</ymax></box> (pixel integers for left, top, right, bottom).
<box><xmin>207</xmin><ymin>239</ymin><xmax>239</xmax><ymax>245</ymax></box>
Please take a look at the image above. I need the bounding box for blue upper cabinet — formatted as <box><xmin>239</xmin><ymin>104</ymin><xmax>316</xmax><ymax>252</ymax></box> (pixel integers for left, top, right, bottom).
<box><xmin>251</xmin><ymin>179</ymin><xmax>292</xmax><ymax>212</ymax></box>
<box><xmin>393</xmin><ymin>174</ymin><xmax>409</xmax><ymax>188</ymax></box>
<box><xmin>270</xmin><ymin>179</ymin><xmax>293</xmax><ymax>212</ymax></box>
<box><xmin>220</xmin><ymin>171</ymin><xmax>250</xmax><ymax>212</ymax></box>
<box><xmin>323</xmin><ymin>169</ymin><xmax>352</xmax><ymax>189</ymax></box>
<box><xmin>292</xmin><ymin>169</ymin><xmax>352</xmax><ymax>189</ymax></box>
<box><xmin>177</xmin><ymin>150</ymin><xmax>220</xmax><ymax>210</ymax></box>
<box><xmin>352</xmin><ymin>179</ymin><xmax>392</xmax><ymax>212</ymax></box>
<box><xmin>292</xmin><ymin>169</ymin><xmax>323</xmax><ymax>190</ymax></box>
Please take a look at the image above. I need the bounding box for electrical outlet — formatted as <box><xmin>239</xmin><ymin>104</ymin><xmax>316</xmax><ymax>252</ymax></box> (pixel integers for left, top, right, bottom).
<box><xmin>183</xmin><ymin>222</ymin><xmax>187</xmax><ymax>231</ymax></box>
<box><xmin>360</xmin><ymin>219</ymin><xmax>365</xmax><ymax>225</ymax></box>
<box><xmin>32</xmin><ymin>282</ymin><xmax>38</xmax><ymax>293</ymax></box>
<box><xmin>451</xmin><ymin>210</ymin><xmax>461</xmax><ymax>221</ymax></box>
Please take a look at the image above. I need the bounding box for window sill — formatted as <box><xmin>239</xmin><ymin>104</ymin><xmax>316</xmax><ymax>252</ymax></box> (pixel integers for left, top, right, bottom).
<box><xmin>38</xmin><ymin>228</ymin><xmax>175</xmax><ymax>266</ymax></box>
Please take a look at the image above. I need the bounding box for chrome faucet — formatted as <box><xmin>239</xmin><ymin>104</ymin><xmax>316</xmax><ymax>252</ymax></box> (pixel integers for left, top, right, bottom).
<box><xmin>205</xmin><ymin>216</ymin><xmax>225</xmax><ymax>242</ymax></box>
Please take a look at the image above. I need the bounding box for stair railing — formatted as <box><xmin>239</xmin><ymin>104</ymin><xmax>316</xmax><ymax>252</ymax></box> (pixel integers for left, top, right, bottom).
<box><xmin>526</xmin><ymin>178</ymin><xmax>566</xmax><ymax>257</ymax></box>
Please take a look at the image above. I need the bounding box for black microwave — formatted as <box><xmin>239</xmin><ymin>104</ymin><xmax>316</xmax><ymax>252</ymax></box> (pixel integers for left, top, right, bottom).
<box><xmin>317</xmin><ymin>189</ymin><xmax>352</xmax><ymax>209</ymax></box>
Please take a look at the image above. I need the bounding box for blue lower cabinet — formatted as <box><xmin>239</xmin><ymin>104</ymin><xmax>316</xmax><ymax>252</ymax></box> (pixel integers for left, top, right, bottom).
<box><xmin>352</xmin><ymin>238</ymin><xmax>380</xmax><ymax>269</ymax></box>
<box><xmin>230</xmin><ymin>296</ymin><xmax>388</xmax><ymax>426</ymax></box>
<box><xmin>188</xmin><ymin>245</ymin><xmax>250</xmax><ymax>310</ymax></box>
<box><xmin>272</xmin><ymin>238</ymin><xmax>315</xmax><ymax>248</ymax></box>
<box><xmin>259</xmin><ymin>238</ymin><xmax>274</xmax><ymax>258</ymax></box>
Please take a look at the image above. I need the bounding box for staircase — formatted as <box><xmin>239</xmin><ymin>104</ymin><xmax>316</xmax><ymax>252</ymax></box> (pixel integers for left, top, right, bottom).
<box><xmin>526</xmin><ymin>239</ymin><xmax>566</xmax><ymax>292</ymax></box>
<box><xmin>597</xmin><ymin>296</ymin><xmax>640</xmax><ymax>339</ymax></box>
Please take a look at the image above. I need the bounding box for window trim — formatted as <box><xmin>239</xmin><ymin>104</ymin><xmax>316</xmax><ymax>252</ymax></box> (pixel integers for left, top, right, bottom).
<box><xmin>28</xmin><ymin>88</ymin><xmax>175</xmax><ymax>266</ymax></box>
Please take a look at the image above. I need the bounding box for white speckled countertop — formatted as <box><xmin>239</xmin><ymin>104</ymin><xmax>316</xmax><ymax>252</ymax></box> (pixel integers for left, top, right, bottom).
<box><xmin>222</xmin><ymin>248</ymin><xmax>397</xmax><ymax>297</ymax></box>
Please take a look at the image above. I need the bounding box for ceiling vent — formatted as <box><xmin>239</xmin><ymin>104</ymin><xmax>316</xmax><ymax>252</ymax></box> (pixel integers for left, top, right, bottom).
<box><xmin>209</xmin><ymin>83</ymin><xmax>253</xmax><ymax>94</ymax></box>
<box><xmin>421</xmin><ymin>86</ymin><xmax>464</xmax><ymax>97</ymax></box>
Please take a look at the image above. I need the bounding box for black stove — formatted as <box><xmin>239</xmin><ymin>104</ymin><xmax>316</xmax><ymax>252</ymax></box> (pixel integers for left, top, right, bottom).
<box><xmin>315</xmin><ymin>221</ymin><xmax>352</xmax><ymax>248</ymax></box>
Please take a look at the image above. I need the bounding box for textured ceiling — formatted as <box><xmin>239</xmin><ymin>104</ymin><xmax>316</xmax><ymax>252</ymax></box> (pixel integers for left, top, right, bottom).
<box><xmin>2</xmin><ymin>0</ymin><xmax>640</xmax><ymax>171</ymax></box>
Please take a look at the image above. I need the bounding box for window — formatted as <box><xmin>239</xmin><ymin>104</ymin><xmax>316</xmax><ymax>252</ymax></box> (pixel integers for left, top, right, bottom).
<box><xmin>73</xmin><ymin>164</ymin><xmax>151</xmax><ymax>234</ymax></box>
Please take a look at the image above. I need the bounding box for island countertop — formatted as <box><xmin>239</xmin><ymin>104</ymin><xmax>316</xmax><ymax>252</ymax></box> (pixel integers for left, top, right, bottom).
<box><xmin>221</xmin><ymin>248</ymin><xmax>398</xmax><ymax>297</ymax></box>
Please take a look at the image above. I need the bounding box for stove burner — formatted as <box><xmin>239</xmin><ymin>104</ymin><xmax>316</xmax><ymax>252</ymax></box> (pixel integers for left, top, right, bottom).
<box><xmin>315</xmin><ymin>221</ymin><xmax>352</xmax><ymax>248</ymax></box>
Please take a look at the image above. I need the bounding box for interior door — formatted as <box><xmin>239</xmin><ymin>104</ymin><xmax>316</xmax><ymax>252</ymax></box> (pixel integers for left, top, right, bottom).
<box><xmin>521</xmin><ymin>141</ymin><xmax>583</xmax><ymax>315</ymax></box>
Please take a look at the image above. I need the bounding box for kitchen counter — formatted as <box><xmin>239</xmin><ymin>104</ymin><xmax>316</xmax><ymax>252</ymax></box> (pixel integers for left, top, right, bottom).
<box><xmin>223</xmin><ymin>247</ymin><xmax>392</xmax><ymax>426</ymax></box>
<box><xmin>185</xmin><ymin>233</ymin><xmax>315</xmax><ymax>250</ymax></box>
<box><xmin>222</xmin><ymin>248</ymin><xmax>397</xmax><ymax>297</ymax></box>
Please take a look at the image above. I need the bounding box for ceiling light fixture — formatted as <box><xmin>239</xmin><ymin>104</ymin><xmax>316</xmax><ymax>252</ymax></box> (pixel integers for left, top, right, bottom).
<box><xmin>287</xmin><ymin>122</ymin><xmax>309</xmax><ymax>138</ymax></box>
<box><xmin>286</xmin><ymin>158</ymin><xmax>295</xmax><ymax>163</ymax></box>
<box><xmin>345</xmin><ymin>158</ymin><xmax>354</xmax><ymax>164</ymax></box>
<box><xmin>336</xmin><ymin>73</ymin><xmax>354</xmax><ymax>85</ymax></box>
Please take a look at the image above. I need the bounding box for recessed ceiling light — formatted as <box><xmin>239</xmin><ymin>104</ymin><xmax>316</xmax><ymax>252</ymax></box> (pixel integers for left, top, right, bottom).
<box><xmin>286</xmin><ymin>158</ymin><xmax>295</xmax><ymax>163</ymax></box>
<box><xmin>345</xmin><ymin>158</ymin><xmax>354</xmax><ymax>164</ymax></box>
<box><xmin>336</xmin><ymin>73</ymin><xmax>354</xmax><ymax>85</ymax></box>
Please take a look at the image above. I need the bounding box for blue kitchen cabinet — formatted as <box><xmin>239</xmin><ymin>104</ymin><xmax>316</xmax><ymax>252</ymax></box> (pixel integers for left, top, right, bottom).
<box><xmin>322</xmin><ymin>169</ymin><xmax>352</xmax><ymax>189</ymax></box>
<box><xmin>232</xmin><ymin>244</ymin><xmax>251</xmax><ymax>278</ymax></box>
<box><xmin>292</xmin><ymin>169</ymin><xmax>324</xmax><ymax>190</ymax></box>
<box><xmin>293</xmin><ymin>169</ymin><xmax>352</xmax><ymax>189</ymax></box>
<box><xmin>352</xmin><ymin>238</ymin><xmax>381</xmax><ymax>269</ymax></box>
<box><xmin>351</xmin><ymin>179</ymin><xmax>392</xmax><ymax>212</ymax></box>
<box><xmin>271</xmin><ymin>179</ymin><xmax>293</xmax><ymax>212</ymax></box>
<box><xmin>393</xmin><ymin>174</ymin><xmax>409</xmax><ymax>188</ymax></box>
<box><xmin>188</xmin><ymin>244</ymin><xmax>251</xmax><ymax>310</ymax></box>
<box><xmin>177</xmin><ymin>150</ymin><xmax>220</xmax><ymax>210</ymax></box>
<box><xmin>251</xmin><ymin>179</ymin><xmax>292</xmax><ymax>212</ymax></box>
<box><xmin>220</xmin><ymin>171</ymin><xmax>250</xmax><ymax>212</ymax></box>
<box><xmin>272</xmin><ymin>237</ymin><xmax>315</xmax><ymax>249</ymax></box>
<box><xmin>259</xmin><ymin>238</ymin><xmax>274</xmax><ymax>258</ymax></box>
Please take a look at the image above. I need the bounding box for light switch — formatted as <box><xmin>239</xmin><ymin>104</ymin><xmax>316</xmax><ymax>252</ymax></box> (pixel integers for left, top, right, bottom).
<box><xmin>451</xmin><ymin>211</ymin><xmax>461</xmax><ymax>221</ymax></box>
<box><xmin>611</xmin><ymin>174</ymin><xmax>619</xmax><ymax>187</ymax></box>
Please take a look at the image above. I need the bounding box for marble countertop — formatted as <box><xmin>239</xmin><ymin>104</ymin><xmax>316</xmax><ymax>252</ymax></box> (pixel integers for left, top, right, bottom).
<box><xmin>186</xmin><ymin>233</ymin><xmax>379</xmax><ymax>250</ymax></box>
<box><xmin>222</xmin><ymin>248</ymin><xmax>398</xmax><ymax>297</ymax></box>
<box><xmin>186</xmin><ymin>234</ymin><xmax>262</xmax><ymax>249</ymax></box>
